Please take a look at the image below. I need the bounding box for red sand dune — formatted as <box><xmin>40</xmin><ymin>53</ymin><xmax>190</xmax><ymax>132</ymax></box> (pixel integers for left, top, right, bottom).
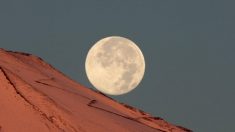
<box><xmin>0</xmin><ymin>48</ymin><xmax>191</xmax><ymax>132</ymax></box>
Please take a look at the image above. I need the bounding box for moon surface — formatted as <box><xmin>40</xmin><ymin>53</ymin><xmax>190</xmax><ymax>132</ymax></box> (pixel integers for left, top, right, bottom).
<box><xmin>85</xmin><ymin>36</ymin><xmax>145</xmax><ymax>95</ymax></box>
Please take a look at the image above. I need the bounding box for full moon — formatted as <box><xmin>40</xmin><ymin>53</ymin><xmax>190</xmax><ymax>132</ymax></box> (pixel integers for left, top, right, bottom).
<box><xmin>85</xmin><ymin>36</ymin><xmax>145</xmax><ymax>95</ymax></box>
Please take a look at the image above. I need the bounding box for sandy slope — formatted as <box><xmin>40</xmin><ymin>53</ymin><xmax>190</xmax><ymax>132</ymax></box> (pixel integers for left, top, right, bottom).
<box><xmin>0</xmin><ymin>48</ymin><xmax>191</xmax><ymax>132</ymax></box>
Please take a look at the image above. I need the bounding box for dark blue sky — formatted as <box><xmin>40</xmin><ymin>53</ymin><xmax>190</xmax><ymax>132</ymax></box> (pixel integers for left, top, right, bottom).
<box><xmin>1</xmin><ymin>1</ymin><xmax>235</xmax><ymax>131</ymax></box>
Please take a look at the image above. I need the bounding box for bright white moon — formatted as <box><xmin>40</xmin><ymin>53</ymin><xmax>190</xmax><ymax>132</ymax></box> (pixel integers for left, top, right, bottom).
<box><xmin>85</xmin><ymin>36</ymin><xmax>145</xmax><ymax>95</ymax></box>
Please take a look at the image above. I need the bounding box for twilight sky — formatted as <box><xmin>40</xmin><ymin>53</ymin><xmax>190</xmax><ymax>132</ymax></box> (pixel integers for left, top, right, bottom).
<box><xmin>0</xmin><ymin>1</ymin><xmax>235</xmax><ymax>131</ymax></box>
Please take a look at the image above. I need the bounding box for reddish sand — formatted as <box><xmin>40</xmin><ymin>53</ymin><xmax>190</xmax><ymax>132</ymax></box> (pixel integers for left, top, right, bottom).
<box><xmin>0</xmin><ymin>48</ymin><xmax>191</xmax><ymax>132</ymax></box>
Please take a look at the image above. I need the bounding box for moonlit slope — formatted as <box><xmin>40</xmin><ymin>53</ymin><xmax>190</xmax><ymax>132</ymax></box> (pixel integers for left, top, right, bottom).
<box><xmin>0</xmin><ymin>48</ymin><xmax>191</xmax><ymax>132</ymax></box>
